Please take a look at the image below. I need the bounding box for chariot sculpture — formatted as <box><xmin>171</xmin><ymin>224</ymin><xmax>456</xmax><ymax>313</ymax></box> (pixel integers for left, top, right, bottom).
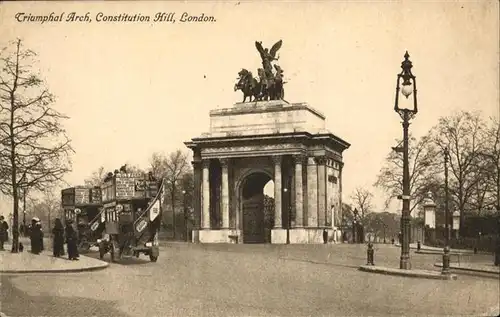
<box><xmin>234</xmin><ymin>40</ymin><xmax>286</xmax><ymax>102</ymax></box>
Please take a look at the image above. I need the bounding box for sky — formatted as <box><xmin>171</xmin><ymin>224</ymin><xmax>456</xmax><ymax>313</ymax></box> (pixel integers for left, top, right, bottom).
<box><xmin>0</xmin><ymin>1</ymin><xmax>498</xmax><ymax>215</ymax></box>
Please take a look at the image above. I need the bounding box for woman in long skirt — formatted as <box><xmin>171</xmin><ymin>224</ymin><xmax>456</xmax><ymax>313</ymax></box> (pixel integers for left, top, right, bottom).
<box><xmin>37</xmin><ymin>222</ymin><xmax>44</xmax><ymax>252</ymax></box>
<box><xmin>29</xmin><ymin>218</ymin><xmax>41</xmax><ymax>254</ymax></box>
<box><xmin>65</xmin><ymin>220</ymin><xmax>79</xmax><ymax>260</ymax></box>
<box><xmin>52</xmin><ymin>218</ymin><xmax>65</xmax><ymax>257</ymax></box>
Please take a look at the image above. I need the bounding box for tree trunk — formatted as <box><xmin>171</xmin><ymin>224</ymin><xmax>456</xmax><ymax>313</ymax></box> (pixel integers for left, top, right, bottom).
<box><xmin>9</xmin><ymin>40</ymin><xmax>21</xmax><ymax>253</ymax></box>
<box><xmin>172</xmin><ymin>183</ymin><xmax>176</xmax><ymax>239</ymax></box>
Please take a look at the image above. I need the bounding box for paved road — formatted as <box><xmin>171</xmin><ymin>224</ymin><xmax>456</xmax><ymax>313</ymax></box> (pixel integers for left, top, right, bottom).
<box><xmin>1</xmin><ymin>243</ymin><xmax>498</xmax><ymax>316</ymax></box>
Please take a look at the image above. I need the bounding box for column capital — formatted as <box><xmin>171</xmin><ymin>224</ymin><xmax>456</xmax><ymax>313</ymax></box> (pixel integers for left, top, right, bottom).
<box><xmin>292</xmin><ymin>154</ymin><xmax>307</xmax><ymax>164</ymax></box>
<box><xmin>271</xmin><ymin>155</ymin><xmax>282</xmax><ymax>165</ymax></box>
<box><xmin>202</xmin><ymin>159</ymin><xmax>210</xmax><ymax>169</ymax></box>
<box><xmin>192</xmin><ymin>160</ymin><xmax>202</xmax><ymax>167</ymax></box>
<box><xmin>314</xmin><ymin>156</ymin><xmax>327</xmax><ymax>165</ymax></box>
<box><xmin>219</xmin><ymin>158</ymin><xmax>230</xmax><ymax>168</ymax></box>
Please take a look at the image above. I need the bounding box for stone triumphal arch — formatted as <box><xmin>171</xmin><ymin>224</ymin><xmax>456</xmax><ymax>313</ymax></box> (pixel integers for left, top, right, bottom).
<box><xmin>185</xmin><ymin>100</ymin><xmax>350</xmax><ymax>244</ymax></box>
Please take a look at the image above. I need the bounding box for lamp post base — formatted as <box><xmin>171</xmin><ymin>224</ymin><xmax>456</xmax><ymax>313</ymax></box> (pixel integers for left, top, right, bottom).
<box><xmin>400</xmin><ymin>256</ymin><xmax>411</xmax><ymax>270</ymax></box>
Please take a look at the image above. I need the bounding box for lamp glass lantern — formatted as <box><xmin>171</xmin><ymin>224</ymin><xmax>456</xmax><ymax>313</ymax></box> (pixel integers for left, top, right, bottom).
<box><xmin>394</xmin><ymin>51</ymin><xmax>418</xmax><ymax>114</ymax></box>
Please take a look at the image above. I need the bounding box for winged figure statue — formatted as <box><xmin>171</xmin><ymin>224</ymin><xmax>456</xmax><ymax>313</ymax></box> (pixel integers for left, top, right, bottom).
<box><xmin>255</xmin><ymin>40</ymin><xmax>282</xmax><ymax>77</ymax></box>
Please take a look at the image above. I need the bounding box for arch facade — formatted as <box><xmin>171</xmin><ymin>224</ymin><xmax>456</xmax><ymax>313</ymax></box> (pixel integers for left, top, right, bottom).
<box><xmin>185</xmin><ymin>100</ymin><xmax>350</xmax><ymax>244</ymax></box>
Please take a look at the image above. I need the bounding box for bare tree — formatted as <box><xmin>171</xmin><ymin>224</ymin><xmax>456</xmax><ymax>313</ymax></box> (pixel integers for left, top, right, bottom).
<box><xmin>0</xmin><ymin>39</ymin><xmax>73</xmax><ymax>252</ymax></box>
<box><xmin>375</xmin><ymin>134</ymin><xmax>440</xmax><ymax>215</ymax></box>
<box><xmin>430</xmin><ymin>110</ymin><xmax>488</xmax><ymax>235</ymax></box>
<box><xmin>350</xmin><ymin>187</ymin><xmax>374</xmax><ymax>224</ymax></box>
<box><xmin>474</xmin><ymin>116</ymin><xmax>500</xmax><ymax>211</ymax></box>
<box><xmin>149</xmin><ymin>150</ymin><xmax>191</xmax><ymax>239</ymax></box>
<box><xmin>84</xmin><ymin>166</ymin><xmax>106</xmax><ymax>187</ymax></box>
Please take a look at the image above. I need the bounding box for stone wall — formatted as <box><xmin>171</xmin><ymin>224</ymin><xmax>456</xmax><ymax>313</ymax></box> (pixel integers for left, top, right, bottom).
<box><xmin>208</xmin><ymin>101</ymin><xmax>327</xmax><ymax>137</ymax></box>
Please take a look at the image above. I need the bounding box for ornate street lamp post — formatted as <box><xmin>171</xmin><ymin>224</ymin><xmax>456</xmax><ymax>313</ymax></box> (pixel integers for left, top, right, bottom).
<box><xmin>442</xmin><ymin>147</ymin><xmax>451</xmax><ymax>274</ymax></box>
<box><xmin>394</xmin><ymin>51</ymin><xmax>418</xmax><ymax>270</ymax></box>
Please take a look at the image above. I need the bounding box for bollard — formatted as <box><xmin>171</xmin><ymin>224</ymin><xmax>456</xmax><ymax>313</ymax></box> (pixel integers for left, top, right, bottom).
<box><xmin>442</xmin><ymin>246</ymin><xmax>450</xmax><ymax>275</ymax></box>
<box><xmin>367</xmin><ymin>242</ymin><xmax>375</xmax><ymax>265</ymax></box>
<box><xmin>417</xmin><ymin>241</ymin><xmax>421</xmax><ymax>252</ymax></box>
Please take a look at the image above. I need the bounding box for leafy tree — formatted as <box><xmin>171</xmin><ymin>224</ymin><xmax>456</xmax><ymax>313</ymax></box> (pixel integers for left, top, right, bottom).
<box><xmin>0</xmin><ymin>39</ymin><xmax>73</xmax><ymax>252</ymax></box>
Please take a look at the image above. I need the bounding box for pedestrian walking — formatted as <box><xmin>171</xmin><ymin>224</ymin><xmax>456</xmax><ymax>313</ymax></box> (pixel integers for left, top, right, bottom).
<box><xmin>65</xmin><ymin>220</ymin><xmax>79</xmax><ymax>260</ymax></box>
<box><xmin>52</xmin><ymin>218</ymin><xmax>65</xmax><ymax>257</ymax></box>
<box><xmin>322</xmin><ymin>228</ymin><xmax>328</xmax><ymax>244</ymax></box>
<box><xmin>0</xmin><ymin>216</ymin><xmax>9</xmax><ymax>251</ymax></box>
<box><xmin>29</xmin><ymin>218</ymin><xmax>42</xmax><ymax>254</ymax></box>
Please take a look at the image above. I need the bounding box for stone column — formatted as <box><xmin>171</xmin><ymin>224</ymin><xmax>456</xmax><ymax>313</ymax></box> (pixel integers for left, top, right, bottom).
<box><xmin>272</xmin><ymin>155</ymin><xmax>282</xmax><ymax>228</ymax></box>
<box><xmin>338</xmin><ymin>162</ymin><xmax>344</xmax><ymax>227</ymax></box>
<box><xmin>202</xmin><ymin>160</ymin><xmax>211</xmax><ymax>229</ymax></box>
<box><xmin>192</xmin><ymin>160</ymin><xmax>202</xmax><ymax>230</ymax></box>
<box><xmin>337</xmin><ymin>162</ymin><xmax>344</xmax><ymax>242</ymax></box>
<box><xmin>220</xmin><ymin>158</ymin><xmax>230</xmax><ymax>229</ymax></box>
<box><xmin>316</xmin><ymin>156</ymin><xmax>327</xmax><ymax>227</ymax></box>
<box><xmin>306</xmin><ymin>157</ymin><xmax>318</xmax><ymax>227</ymax></box>
<box><xmin>293</xmin><ymin>154</ymin><xmax>305</xmax><ymax>227</ymax></box>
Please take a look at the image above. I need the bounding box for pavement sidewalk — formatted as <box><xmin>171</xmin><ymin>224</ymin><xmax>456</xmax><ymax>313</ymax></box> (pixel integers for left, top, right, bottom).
<box><xmin>409</xmin><ymin>243</ymin><xmax>495</xmax><ymax>256</ymax></box>
<box><xmin>408</xmin><ymin>243</ymin><xmax>477</xmax><ymax>254</ymax></box>
<box><xmin>0</xmin><ymin>243</ymin><xmax>108</xmax><ymax>274</ymax></box>
<box><xmin>434</xmin><ymin>262</ymin><xmax>500</xmax><ymax>274</ymax></box>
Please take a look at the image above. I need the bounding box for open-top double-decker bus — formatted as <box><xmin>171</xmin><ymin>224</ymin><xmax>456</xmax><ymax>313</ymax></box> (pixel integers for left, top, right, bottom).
<box><xmin>97</xmin><ymin>170</ymin><xmax>164</xmax><ymax>262</ymax></box>
<box><xmin>61</xmin><ymin>186</ymin><xmax>104</xmax><ymax>252</ymax></box>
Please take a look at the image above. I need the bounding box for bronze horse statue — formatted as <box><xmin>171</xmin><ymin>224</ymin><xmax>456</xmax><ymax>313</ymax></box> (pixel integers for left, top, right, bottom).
<box><xmin>256</xmin><ymin>66</ymin><xmax>284</xmax><ymax>101</ymax></box>
<box><xmin>234</xmin><ymin>69</ymin><xmax>261</xmax><ymax>102</ymax></box>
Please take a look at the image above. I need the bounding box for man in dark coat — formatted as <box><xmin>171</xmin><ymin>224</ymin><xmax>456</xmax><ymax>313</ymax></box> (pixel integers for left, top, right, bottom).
<box><xmin>29</xmin><ymin>218</ymin><xmax>42</xmax><ymax>254</ymax></box>
<box><xmin>52</xmin><ymin>218</ymin><xmax>65</xmax><ymax>257</ymax></box>
<box><xmin>65</xmin><ymin>220</ymin><xmax>79</xmax><ymax>260</ymax></box>
<box><xmin>0</xmin><ymin>216</ymin><xmax>9</xmax><ymax>251</ymax></box>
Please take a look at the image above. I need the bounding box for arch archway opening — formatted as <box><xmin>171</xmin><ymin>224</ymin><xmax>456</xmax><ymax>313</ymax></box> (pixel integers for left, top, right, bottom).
<box><xmin>240</xmin><ymin>172</ymin><xmax>275</xmax><ymax>244</ymax></box>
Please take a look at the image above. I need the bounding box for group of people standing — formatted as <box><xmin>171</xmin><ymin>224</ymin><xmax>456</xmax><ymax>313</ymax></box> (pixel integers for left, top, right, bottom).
<box><xmin>51</xmin><ymin>218</ymin><xmax>80</xmax><ymax>260</ymax></box>
<box><xmin>29</xmin><ymin>217</ymin><xmax>80</xmax><ymax>260</ymax></box>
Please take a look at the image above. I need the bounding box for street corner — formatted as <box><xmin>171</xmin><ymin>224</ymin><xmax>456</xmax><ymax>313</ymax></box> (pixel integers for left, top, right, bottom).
<box><xmin>434</xmin><ymin>262</ymin><xmax>500</xmax><ymax>275</ymax></box>
<box><xmin>0</xmin><ymin>251</ymin><xmax>109</xmax><ymax>274</ymax></box>
<box><xmin>358</xmin><ymin>265</ymin><xmax>458</xmax><ymax>280</ymax></box>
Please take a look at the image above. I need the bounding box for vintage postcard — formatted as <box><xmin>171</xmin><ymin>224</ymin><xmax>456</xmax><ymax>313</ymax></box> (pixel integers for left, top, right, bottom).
<box><xmin>0</xmin><ymin>1</ymin><xmax>499</xmax><ymax>316</ymax></box>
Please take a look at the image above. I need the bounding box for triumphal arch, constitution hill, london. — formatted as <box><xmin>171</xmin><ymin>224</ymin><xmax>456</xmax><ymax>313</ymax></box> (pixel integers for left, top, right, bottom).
<box><xmin>184</xmin><ymin>40</ymin><xmax>350</xmax><ymax>244</ymax></box>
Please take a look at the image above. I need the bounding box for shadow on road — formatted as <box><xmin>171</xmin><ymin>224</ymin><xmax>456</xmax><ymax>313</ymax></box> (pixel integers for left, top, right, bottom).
<box><xmin>84</xmin><ymin>251</ymin><xmax>151</xmax><ymax>266</ymax></box>
<box><xmin>278</xmin><ymin>257</ymin><xmax>361</xmax><ymax>269</ymax></box>
<box><xmin>0</xmin><ymin>276</ymin><xmax>128</xmax><ymax>317</ymax></box>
